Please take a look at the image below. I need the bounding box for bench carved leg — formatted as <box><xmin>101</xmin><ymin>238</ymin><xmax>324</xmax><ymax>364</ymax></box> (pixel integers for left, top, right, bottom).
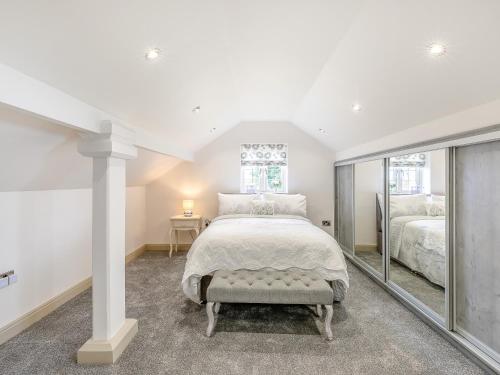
<box><xmin>214</xmin><ymin>302</ymin><xmax>221</xmax><ymax>314</ymax></box>
<box><xmin>324</xmin><ymin>305</ymin><xmax>333</xmax><ymax>341</ymax></box>
<box><xmin>316</xmin><ymin>304</ymin><xmax>322</xmax><ymax>318</ymax></box>
<box><xmin>206</xmin><ymin>302</ymin><xmax>216</xmax><ymax>337</ymax></box>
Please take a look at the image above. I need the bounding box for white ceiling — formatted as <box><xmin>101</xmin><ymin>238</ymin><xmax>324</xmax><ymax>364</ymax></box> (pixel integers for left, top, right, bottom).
<box><xmin>0</xmin><ymin>0</ymin><xmax>499</xmax><ymax>153</ymax></box>
<box><xmin>0</xmin><ymin>104</ymin><xmax>180</xmax><ymax>191</ymax></box>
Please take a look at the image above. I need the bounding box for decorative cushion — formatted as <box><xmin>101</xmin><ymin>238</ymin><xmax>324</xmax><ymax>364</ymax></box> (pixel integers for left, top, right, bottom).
<box><xmin>207</xmin><ymin>269</ymin><xmax>333</xmax><ymax>305</ymax></box>
<box><xmin>263</xmin><ymin>193</ymin><xmax>307</xmax><ymax>217</ymax></box>
<box><xmin>426</xmin><ymin>201</ymin><xmax>445</xmax><ymax>216</ymax></box>
<box><xmin>250</xmin><ymin>200</ymin><xmax>274</xmax><ymax>216</ymax></box>
<box><xmin>389</xmin><ymin>194</ymin><xmax>427</xmax><ymax>219</ymax></box>
<box><xmin>218</xmin><ymin>193</ymin><xmax>258</xmax><ymax>216</ymax></box>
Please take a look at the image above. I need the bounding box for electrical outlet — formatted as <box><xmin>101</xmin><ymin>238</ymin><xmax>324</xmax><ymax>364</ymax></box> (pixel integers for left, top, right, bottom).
<box><xmin>0</xmin><ymin>276</ymin><xmax>8</xmax><ymax>289</ymax></box>
<box><xmin>322</xmin><ymin>220</ymin><xmax>331</xmax><ymax>227</ymax></box>
<box><xmin>0</xmin><ymin>270</ymin><xmax>15</xmax><ymax>289</ymax></box>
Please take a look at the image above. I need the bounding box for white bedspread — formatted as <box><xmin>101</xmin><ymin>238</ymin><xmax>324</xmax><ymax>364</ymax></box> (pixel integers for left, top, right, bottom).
<box><xmin>182</xmin><ymin>214</ymin><xmax>349</xmax><ymax>303</ymax></box>
<box><xmin>390</xmin><ymin>215</ymin><xmax>445</xmax><ymax>287</ymax></box>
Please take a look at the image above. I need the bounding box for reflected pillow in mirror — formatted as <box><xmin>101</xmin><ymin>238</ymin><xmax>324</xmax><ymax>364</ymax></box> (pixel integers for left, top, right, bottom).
<box><xmin>431</xmin><ymin>194</ymin><xmax>445</xmax><ymax>202</ymax></box>
<box><xmin>426</xmin><ymin>201</ymin><xmax>445</xmax><ymax>216</ymax></box>
<box><xmin>389</xmin><ymin>194</ymin><xmax>427</xmax><ymax>219</ymax></box>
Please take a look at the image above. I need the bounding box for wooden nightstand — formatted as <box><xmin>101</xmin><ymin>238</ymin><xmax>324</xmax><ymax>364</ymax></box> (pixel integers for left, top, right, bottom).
<box><xmin>169</xmin><ymin>215</ymin><xmax>202</xmax><ymax>258</ymax></box>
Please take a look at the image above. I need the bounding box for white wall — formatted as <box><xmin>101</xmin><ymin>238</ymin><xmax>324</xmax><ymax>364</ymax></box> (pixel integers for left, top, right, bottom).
<box><xmin>430</xmin><ymin>149</ymin><xmax>446</xmax><ymax>195</ymax></box>
<box><xmin>125</xmin><ymin>186</ymin><xmax>147</xmax><ymax>254</ymax></box>
<box><xmin>335</xmin><ymin>98</ymin><xmax>500</xmax><ymax>161</ymax></box>
<box><xmin>0</xmin><ymin>186</ymin><xmax>146</xmax><ymax>331</ymax></box>
<box><xmin>0</xmin><ymin>189</ymin><xmax>91</xmax><ymax>329</ymax></box>
<box><xmin>146</xmin><ymin>122</ymin><xmax>335</xmax><ymax>244</ymax></box>
<box><xmin>354</xmin><ymin>160</ymin><xmax>384</xmax><ymax>246</ymax></box>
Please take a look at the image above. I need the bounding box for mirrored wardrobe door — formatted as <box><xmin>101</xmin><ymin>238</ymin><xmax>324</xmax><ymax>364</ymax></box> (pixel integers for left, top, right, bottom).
<box><xmin>335</xmin><ymin>164</ymin><xmax>354</xmax><ymax>254</ymax></box>
<box><xmin>388</xmin><ymin>149</ymin><xmax>447</xmax><ymax>320</ymax></box>
<box><xmin>455</xmin><ymin>140</ymin><xmax>500</xmax><ymax>361</ymax></box>
<box><xmin>353</xmin><ymin>159</ymin><xmax>384</xmax><ymax>276</ymax></box>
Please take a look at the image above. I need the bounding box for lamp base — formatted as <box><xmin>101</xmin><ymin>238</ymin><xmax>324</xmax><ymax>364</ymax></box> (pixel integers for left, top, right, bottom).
<box><xmin>183</xmin><ymin>210</ymin><xmax>193</xmax><ymax>217</ymax></box>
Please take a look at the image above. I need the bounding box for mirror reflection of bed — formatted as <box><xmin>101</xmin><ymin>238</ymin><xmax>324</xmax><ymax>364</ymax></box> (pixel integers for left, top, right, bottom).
<box><xmin>353</xmin><ymin>150</ymin><xmax>447</xmax><ymax>318</ymax></box>
<box><xmin>388</xmin><ymin>149</ymin><xmax>446</xmax><ymax>318</ymax></box>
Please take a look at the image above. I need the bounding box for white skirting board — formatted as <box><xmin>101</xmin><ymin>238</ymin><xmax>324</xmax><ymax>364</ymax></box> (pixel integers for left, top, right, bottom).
<box><xmin>0</xmin><ymin>276</ymin><xmax>92</xmax><ymax>345</ymax></box>
<box><xmin>0</xmin><ymin>244</ymin><xmax>146</xmax><ymax>346</ymax></box>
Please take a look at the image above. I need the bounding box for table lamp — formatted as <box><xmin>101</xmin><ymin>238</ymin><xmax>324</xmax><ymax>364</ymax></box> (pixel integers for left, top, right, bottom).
<box><xmin>183</xmin><ymin>200</ymin><xmax>194</xmax><ymax>217</ymax></box>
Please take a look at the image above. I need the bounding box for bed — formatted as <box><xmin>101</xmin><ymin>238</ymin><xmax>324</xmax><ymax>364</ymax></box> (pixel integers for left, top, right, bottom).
<box><xmin>389</xmin><ymin>215</ymin><xmax>445</xmax><ymax>287</ymax></box>
<box><xmin>377</xmin><ymin>194</ymin><xmax>446</xmax><ymax>287</ymax></box>
<box><xmin>182</xmin><ymin>193</ymin><xmax>349</xmax><ymax>303</ymax></box>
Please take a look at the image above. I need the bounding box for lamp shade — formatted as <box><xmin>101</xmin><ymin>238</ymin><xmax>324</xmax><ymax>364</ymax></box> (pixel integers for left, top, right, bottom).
<box><xmin>182</xmin><ymin>200</ymin><xmax>194</xmax><ymax>210</ymax></box>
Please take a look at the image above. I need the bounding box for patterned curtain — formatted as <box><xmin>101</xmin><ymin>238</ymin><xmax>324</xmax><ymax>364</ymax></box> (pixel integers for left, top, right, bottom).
<box><xmin>240</xmin><ymin>144</ymin><xmax>288</xmax><ymax>166</ymax></box>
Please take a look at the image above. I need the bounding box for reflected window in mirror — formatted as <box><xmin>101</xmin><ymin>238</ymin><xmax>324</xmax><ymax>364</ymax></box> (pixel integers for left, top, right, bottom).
<box><xmin>388</xmin><ymin>149</ymin><xmax>446</xmax><ymax>320</ymax></box>
<box><xmin>354</xmin><ymin>159</ymin><xmax>384</xmax><ymax>276</ymax></box>
<box><xmin>389</xmin><ymin>153</ymin><xmax>428</xmax><ymax>194</ymax></box>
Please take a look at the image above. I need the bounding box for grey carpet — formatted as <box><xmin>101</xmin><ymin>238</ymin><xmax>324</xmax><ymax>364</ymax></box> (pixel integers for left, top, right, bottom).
<box><xmin>356</xmin><ymin>249</ymin><xmax>445</xmax><ymax>317</ymax></box>
<box><xmin>0</xmin><ymin>251</ymin><xmax>484</xmax><ymax>375</ymax></box>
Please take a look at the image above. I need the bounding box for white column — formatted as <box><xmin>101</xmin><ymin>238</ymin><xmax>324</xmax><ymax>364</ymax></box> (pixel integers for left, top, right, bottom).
<box><xmin>91</xmin><ymin>157</ymin><xmax>126</xmax><ymax>340</ymax></box>
<box><xmin>77</xmin><ymin>121</ymin><xmax>138</xmax><ymax>364</ymax></box>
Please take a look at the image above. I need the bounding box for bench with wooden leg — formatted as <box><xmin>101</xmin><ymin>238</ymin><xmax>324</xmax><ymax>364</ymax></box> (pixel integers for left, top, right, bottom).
<box><xmin>205</xmin><ymin>269</ymin><xmax>334</xmax><ymax>340</ymax></box>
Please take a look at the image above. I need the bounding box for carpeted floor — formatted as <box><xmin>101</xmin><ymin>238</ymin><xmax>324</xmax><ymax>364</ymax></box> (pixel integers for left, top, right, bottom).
<box><xmin>355</xmin><ymin>249</ymin><xmax>445</xmax><ymax>317</ymax></box>
<box><xmin>0</xmin><ymin>251</ymin><xmax>484</xmax><ymax>375</ymax></box>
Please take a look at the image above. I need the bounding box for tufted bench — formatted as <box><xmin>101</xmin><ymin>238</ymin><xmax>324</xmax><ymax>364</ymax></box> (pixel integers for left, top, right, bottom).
<box><xmin>205</xmin><ymin>269</ymin><xmax>334</xmax><ymax>340</ymax></box>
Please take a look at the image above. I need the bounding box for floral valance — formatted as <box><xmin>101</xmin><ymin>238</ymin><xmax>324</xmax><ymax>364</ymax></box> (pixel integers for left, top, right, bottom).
<box><xmin>240</xmin><ymin>144</ymin><xmax>288</xmax><ymax>166</ymax></box>
<box><xmin>391</xmin><ymin>153</ymin><xmax>426</xmax><ymax>167</ymax></box>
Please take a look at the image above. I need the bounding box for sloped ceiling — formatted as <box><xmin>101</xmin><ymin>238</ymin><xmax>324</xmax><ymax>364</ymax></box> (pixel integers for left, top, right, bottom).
<box><xmin>0</xmin><ymin>105</ymin><xmax>180</xmax><ymax>191</ymax></box>
<box><xmin>0</xmin><ymin>0</ymin><xmax>500</xmax><ymax>153</ymax></box>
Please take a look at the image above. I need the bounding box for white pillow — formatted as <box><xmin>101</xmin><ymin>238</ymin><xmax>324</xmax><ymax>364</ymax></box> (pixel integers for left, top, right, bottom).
<box><xmin>218</xmin><ymin>193</ymin><xmax>258</xmax><ymax>216</ymax></box>
<box><xmin>389</xmin><ymin>194</ymin><xmax>427</xmax><ymax>219</ymax></box>
<box><xmin>263</xmin><ymin>193</ymin><xmax>307</xmax><ymax>217</ymax></box>
<box><xmin>431</xmin><ymin>194</ymin><xmax>445</xmax><ymax>202</ymax></box>
<box><xmin>250</xmin><ymin>200</ymin><xmax>275</xmax><ymax>216</ymax></box>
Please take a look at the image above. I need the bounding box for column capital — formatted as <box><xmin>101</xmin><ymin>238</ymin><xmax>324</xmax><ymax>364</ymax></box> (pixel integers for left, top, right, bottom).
<box><xmin>78</xmin><ymin>120</ymin><xmax>137</xmax><ymax>159</ymax></box>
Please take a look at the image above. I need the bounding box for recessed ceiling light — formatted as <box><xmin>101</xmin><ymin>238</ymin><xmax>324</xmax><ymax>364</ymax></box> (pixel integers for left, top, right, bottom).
<box><xmin>210</xmin><ymin>127</ymin><xmax>217</xmax><ymax>133</ymax></box>
<box><xmin>352</xmin><ymin>103</ymin><xmax>362</xmax><ymax>113</ymax></box>
<box><xmin>192</xmin><ymin>106</ymin><xmax>201</xmax><ymax>113</ymax></box>
<box><xmin>145</xmin><ymin>48</ymin><xmax>161</xmax><ymax>60</ymax></box>
<box><xmin>318</xmin><ymin>128</ymin><xmax>327</xmax><ymax>134</ymax></box>
<box><xmin>428</xmin><ymin>43</ymin><xmax>446</xmax><ymax>56</ymax></box>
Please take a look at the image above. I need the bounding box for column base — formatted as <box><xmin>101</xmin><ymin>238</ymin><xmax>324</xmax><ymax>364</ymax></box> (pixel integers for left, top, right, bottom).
<box><xmin>77</xmin><ymin>319</ymin><xmax>138</xmax><ymax>364</ymax></box>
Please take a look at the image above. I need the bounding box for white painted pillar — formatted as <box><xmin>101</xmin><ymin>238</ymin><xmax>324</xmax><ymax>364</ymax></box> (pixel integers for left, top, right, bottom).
<box><xmin>77</xmin><ymin>121</ymin><xmax>138</xmax><ymax>364</ymax></box>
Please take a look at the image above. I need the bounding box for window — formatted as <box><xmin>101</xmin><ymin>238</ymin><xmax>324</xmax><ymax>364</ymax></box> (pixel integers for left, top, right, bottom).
<box><xmin>389</xmin><ymin>153</ymin><xmax>429</xmax><ymax>194</ymax></box>
<box><xmin>240</xmin><ymin>144</ymin><xmax>288</xmax><ymax>193</ymax></box>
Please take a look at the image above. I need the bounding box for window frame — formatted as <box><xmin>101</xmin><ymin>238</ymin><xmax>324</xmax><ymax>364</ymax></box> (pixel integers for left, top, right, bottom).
<box><xmin>240</xmin><ymin>144</ymin><xmax>288</xmax><ymax>193</ymax></box>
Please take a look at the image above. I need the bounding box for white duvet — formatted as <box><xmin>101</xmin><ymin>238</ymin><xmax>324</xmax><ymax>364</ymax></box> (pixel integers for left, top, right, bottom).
<box><xmin>182</xmin><ymin>214</ymin><xmax>349</xmax><ymax>303</ymax></box>
<box><xmin>390</xmin><ymin>215</ymin><xmax>445</xmax><ymax>287</ymax></box>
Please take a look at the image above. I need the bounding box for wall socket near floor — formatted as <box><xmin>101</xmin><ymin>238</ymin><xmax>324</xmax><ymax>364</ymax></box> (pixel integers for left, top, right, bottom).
<box><xmin>0</xmin><ymin>270</ymin><xmax>16</xmax><ymax>289</ymax></box>
<box><xmin>322</xmin><ymin>220</ymin><xmax>331</xmax><ymax>227</ymax></box>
